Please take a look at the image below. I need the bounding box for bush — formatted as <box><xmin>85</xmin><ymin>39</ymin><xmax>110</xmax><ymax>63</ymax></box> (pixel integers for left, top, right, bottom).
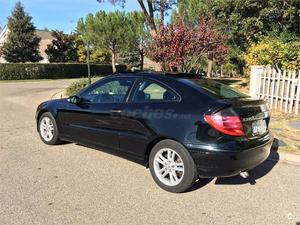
<box><xmin>244</xmin><ymin>37</ymin><xmax>300</xmax><ymax>72</ymax></box>
<box><xmin>66</xmin><ymin>77</ymin><xmax>99</xmax><ymax>96</ymax></box>
<box><xmin>0</xmin><ymin>63</ymin><xmax>127</xmax><ymax>80</ymax></box>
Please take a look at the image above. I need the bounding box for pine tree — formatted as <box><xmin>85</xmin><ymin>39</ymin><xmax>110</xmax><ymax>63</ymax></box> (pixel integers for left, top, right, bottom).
<box><xmin>45</xmin><ymin>30</ymin><xmax>79</xmax><ymax>62</ymax></box>
<box><xmin>2</xmin><ymin>2</ymin><xmax>42</xmax><ymax>62</ymax></box>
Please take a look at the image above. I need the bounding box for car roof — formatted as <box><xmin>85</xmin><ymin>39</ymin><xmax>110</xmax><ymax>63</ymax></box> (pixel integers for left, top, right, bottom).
<box><xmin>112</xmin><ymin>71</ymin><xmax>204</xmax><ymax>80</ymax></box>
<box><xmin>111</xmin><ymin>71</ymin><xmax>205</xmax><ymax>83</ymax></box>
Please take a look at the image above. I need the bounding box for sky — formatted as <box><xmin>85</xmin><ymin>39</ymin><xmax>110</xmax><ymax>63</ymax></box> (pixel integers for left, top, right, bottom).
<box><xmin>0</xmin><ymin>0</ymin><xmax>141</xmax><ymax>33</ymax></box>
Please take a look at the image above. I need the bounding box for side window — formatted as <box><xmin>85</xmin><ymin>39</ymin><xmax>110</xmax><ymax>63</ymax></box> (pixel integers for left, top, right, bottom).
<box><xmin>81</xmin><ymin>77</ymin><xmax>134</xmax><ymax>103</ymax></box>
<box><xmin>132</xmin><ymin>79</ymin><xmax>179</xmax><ymax>102</ymax></box>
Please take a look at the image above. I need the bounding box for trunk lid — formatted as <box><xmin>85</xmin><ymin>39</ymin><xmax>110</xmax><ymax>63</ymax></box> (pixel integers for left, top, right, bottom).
<box><xmin>223</xmin><ymin>98</ymin><xmax>270</xmax><ymax>139</ymax></box>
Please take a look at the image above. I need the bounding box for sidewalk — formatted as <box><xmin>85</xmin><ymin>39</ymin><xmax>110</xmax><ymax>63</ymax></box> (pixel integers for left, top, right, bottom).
<box><xmin>269</xmin><ymin>150</ymin><xmax>300</xmax><ymax>165</ymax></box>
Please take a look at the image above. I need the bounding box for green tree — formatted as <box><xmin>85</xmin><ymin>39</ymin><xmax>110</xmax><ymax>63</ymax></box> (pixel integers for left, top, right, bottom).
<box><xmin>90</xmin><ymin>49</ymin><xmax>111</xmax><ymax>63</ymax></box>
<box><xmin>78</xmin><ymin>11</ymin><xmax>131</xmax><ymax>72</ymax></box>
<box><xmin>1</xmin><ymin>2</ymin><xmax>41</xmax><ymax>62</ymax></box>
<box><xmin>77</xmin><ymin>40</ymin><xmax>111</xmax><ymax>64</ymax></box>
<box><xmin>97</xmin><ymin>0</ymin><xmax>177</xmax><ymax>37</ymax></box>
<box><xmin>45</xmin><ymin>30</ymin><xmax>79</xmax><ymax>62</ymax></box>
<box><xmin>123</xmin><ymin>11</ymin><xmax>148</xmax><ymax>70</ymax></box>
<box><xmin>118</xmin><ymin>51</ymin><xmax>140</xmax><ymax>67</ymax></box>
<box><xmin>174</xmin><ymin>0</ymin><xmax>300</xmax><ymax>75</ymax></box>
<box><xmin>76</xmin><ymin>39</ymin><xmax>87</xmax><ymax>63</ymax></box>
<box><xmin>177</xmin><ymin>0</ymin><xmax>299</xmax><ymax>44</ymax></box>
<box><xmin>245</xmin><ymin>37</ymin><xmax>300</xmax><ymax>71</ymax></box>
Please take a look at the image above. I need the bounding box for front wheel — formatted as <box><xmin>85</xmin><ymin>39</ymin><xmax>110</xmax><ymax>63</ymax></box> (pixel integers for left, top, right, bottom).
<box><xmin>149</xmin><ymin>140</ymin><xmax>198</xmax><ymax>193</ymax></box>
<box><xmin>38</xmin><ymin>112</ymin><xmax>60</xmax><ymax>145</ymax></box>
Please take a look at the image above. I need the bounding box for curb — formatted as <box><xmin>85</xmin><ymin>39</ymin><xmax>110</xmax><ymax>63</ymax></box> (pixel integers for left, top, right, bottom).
<box><xmin>268</xmin><ymin>151</ymin><xmax>300</xmax><ymax>166</ymax></box>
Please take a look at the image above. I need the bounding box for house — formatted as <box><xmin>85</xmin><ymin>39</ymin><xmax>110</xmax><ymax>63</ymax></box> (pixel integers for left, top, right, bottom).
<box><xmin>0</xmin><ymin>25</ymin><xmax>54</xmax><ymax>63</ymax></box>
<box><xmin>0</xmin><ymin>26</ymin><xmax>8</xmax><ymax>63</ymax></box>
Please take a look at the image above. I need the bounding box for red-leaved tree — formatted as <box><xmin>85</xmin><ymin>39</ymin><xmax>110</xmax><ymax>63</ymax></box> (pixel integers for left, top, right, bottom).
<box><xmin>148</xmin><ymin>18</ymin><xmax>228</xmax><ymax>75</ymax></box>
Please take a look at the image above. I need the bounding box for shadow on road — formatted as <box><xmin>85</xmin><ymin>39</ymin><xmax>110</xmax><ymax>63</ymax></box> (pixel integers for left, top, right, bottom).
<box><xmin>186</xmin><ymin>178</ymin><xmax>214</xmax><ymax>192</ymax></box>
<box><xmin>59</xmin><ymin>141</ymin><xmax>72</xmax><ymax>145</ymax></box>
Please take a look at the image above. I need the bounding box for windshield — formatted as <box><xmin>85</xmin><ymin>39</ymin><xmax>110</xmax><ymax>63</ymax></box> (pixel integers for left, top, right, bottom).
<box><xmin>180</xmin><ymin>78</ymin><xmax>249</xmax><ymax>99</ymax></box>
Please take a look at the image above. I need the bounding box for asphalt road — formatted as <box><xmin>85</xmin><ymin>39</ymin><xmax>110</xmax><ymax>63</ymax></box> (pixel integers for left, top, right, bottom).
<box><xmin>0</xmin><ymin>80</ymin><xmax>299</xmax><ymax>225</ymax></box>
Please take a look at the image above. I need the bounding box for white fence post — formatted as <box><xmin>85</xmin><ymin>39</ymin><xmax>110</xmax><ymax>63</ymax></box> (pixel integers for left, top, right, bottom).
<box><xmin>295</xmin><ymin>71</ymin><xmax>300</xmax><ymax>114</ymax></box>
<box><xmin>249</xmin><ymin>65</ymin><xmax>299</xmax><ymax>114</ymax></box>
<box><xmin>250</xmin><ymin>66</ymin><xmax>264</xmax><ymax>98</ymax></box>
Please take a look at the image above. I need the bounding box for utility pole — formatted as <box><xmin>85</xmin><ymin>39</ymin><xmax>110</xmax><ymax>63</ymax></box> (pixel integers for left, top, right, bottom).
<box><xmin>86</xmin><ymin>40</ymin><xmax>91</xmax><ymax>85</ymax></box>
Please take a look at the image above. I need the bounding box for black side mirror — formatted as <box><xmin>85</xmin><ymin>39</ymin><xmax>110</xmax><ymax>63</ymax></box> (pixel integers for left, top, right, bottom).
<box><xmin>67</xmin><ymin>95</ymin><xmax>80</xmax><ymax>104</ymax></box>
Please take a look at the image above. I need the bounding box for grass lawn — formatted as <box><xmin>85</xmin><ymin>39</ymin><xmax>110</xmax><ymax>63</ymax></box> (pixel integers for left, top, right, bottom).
<box><xmin>269</xmin><ymin>112</ymin><xmax>300</xmax><ymax>155</ymax></box>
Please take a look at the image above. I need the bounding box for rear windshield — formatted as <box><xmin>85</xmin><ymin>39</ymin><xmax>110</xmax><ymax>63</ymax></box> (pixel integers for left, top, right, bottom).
<box><xmin>180</xmin><ymin>78</ymin><xmax>249</xmax><ymax>99</ymax></box>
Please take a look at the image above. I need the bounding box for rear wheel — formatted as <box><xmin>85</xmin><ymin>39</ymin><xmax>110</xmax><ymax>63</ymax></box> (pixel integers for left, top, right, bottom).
<box><xmin>149</xmin><ymin>139</ymin><xmax>198</xmax><ymax>193</ymax></box>
<box><xmin>38</xmin><ymin>112</ymin><xmax>60</xmax><ymax>145</ymax></box>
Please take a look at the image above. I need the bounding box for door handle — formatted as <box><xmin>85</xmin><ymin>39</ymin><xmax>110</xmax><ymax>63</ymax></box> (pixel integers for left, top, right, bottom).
<box><xmin>110</xmin><ymin>109</ymin><xmax>123</xmax><ymax>114</ymax></box>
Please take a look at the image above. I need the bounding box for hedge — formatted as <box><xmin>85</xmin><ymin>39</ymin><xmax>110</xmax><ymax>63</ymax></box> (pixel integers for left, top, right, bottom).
<box><xmin>0</xmin><ymin>63</ymin><xmax>127</xmax><ymax>80</ymax></box>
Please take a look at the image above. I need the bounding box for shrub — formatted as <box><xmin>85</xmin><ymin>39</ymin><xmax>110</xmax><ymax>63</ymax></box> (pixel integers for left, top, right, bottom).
<box><xmin>66</xmin><ymin>77</ymin><xmax>99</xmax><ymax>96</ymax></box>
<box><xmin>0</xmin><ymin>63</ymin><xmax>127</xmax><ymax>80</ymax></box>
<box><xmin>244</xmin><ymin>37</ymin><xmax>300</xmax><ymax>72</ymax></box>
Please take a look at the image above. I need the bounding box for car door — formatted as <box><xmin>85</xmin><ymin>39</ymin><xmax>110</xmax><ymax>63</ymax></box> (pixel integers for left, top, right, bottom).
<box><xmin>57</xmin><ymin>76</ymin><xmax>136</xmax><ymax>150</ymax></box>
<box><xmin>118</xmin><ymin>78</ymin><xmax>180</xmax><ymax>160</ymax></box>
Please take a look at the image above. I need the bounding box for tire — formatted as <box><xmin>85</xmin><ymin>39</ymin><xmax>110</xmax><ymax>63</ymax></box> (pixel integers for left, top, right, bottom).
<box><xmin>38</xmin><ymin>112</ymin><xmax>60</xmax><ymax>145</ymax></box>
<box><xmin>149</xmin><ymin>139</ymin><xmax>198</xmax><ymax>193</ymax></box>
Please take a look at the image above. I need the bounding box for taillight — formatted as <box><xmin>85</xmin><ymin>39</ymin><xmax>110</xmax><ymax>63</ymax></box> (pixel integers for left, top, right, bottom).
<box><xmin>204</xmin><ymin>108</ymin><xmax>245</xmax><ymax>136</ymax></box>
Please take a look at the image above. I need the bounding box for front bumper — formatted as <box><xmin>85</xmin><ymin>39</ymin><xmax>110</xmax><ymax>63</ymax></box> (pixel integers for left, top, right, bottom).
<box><xmin>188</xmin><ymin>137</ymin><xmax>273</xmax><ymax>178</ymax></box>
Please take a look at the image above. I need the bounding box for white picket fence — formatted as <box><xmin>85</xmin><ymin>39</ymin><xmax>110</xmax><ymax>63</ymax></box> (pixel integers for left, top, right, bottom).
<box><xmin>250</xmin><ymin>66</ymin><xmax>300</xmax><ymax>114</ymax></box>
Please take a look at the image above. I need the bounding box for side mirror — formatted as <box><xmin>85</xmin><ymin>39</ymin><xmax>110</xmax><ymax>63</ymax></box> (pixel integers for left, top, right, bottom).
<box><xmin>67</xmin><ymin>95</ymin><xmax>80</xmax><ymax>104</ymax></box>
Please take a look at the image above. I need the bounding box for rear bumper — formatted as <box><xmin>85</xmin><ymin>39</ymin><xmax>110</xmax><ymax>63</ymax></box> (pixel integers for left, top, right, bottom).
<box><xmin>188</xmin><ymin>137</ymin><xmax>273</xmax><ymax>178</ymax></box>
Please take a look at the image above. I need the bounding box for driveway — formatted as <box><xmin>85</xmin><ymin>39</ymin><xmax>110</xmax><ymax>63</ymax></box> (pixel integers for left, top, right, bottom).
<box><xmin>0</xmin><ymin>80</ymin><xmax>299</xmax><ymax>225</ymax></box>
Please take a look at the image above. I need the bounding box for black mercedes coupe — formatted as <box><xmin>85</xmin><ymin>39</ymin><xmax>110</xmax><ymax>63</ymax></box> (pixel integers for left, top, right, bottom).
<box><xmin>36</xmin><ymin>72</ymin><xmax>273</xmax><ymax>192</ymax></box>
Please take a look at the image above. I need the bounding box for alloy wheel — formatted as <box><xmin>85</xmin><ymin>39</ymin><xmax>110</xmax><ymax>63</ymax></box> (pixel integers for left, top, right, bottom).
<box><xmin>153</xmin><ymin>148</ymin><xmax>184</xmax><ymax>186</ymax></box>
<box><xmin>39</xmin><ymin>117</ymin><xmax>54</xmax><ymax>142</ymax></box>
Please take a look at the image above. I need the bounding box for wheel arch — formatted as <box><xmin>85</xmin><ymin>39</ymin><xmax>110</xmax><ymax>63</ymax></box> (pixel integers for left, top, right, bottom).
<box><xmin>36</xmin><ymin>109</ymin><xmax>57</xmax><ymax>131</ymax></box>
<box><xmin>36</xmin><ymin>110</ymin><xmax>48</xmax><ymax>130</ymax></box>
<box><xmin>144</xmin><ymin>136</ymin><xmax>187</xmax><ymax>168</ymax></box>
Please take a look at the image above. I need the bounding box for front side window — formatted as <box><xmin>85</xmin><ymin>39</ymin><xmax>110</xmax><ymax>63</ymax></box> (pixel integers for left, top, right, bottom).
<box><xmin>81</xmin><ymin>77</ymin><xmax>134</xmax><ymax>103</ymax></box>
<box><xmin>132</xmin><ymin>79</ymin><xmax>179</xmax><ymax>102</ymax></box>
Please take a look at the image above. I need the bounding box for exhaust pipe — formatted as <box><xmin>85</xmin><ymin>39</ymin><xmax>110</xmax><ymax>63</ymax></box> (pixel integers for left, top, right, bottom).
<box><xmin>240</xmin><ymin>171</ymin><xmax>249</xmax><ymax>179</ymax></box>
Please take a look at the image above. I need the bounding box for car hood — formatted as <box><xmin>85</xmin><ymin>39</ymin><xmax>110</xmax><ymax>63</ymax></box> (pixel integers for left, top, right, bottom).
<box><xmin>45</xmin><ymin>97</ymin><xmax>67</xmax><ymax>104</ymax></box>
<box><xmin>37</xmin><ymin>98</ymin><xmax>68</xmax><ymax>111</ymax></box>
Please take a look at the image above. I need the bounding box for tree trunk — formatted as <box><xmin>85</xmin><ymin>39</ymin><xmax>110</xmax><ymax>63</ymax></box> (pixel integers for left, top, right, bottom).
<box><xmin>220</xmin><ymin>64</ymin><xmax>224</xmax><ymax>77</ymax></box>
<box><xmin>86</xmin><ymin>40</ymin><xmax>91</xmax><ymax>84</ymax></box>
<box><xmin>111</xmin><ymin>50</ymin><xmax>116</xmax><ymax>73</ymax></box>
<box><xmin>206</xmin><ymin>59</ymin><xmax>213</xmax><ymax>77</ymax></box>
<box><xmin>137</xmin><ymin>0</ymin><xmax>158</xmax><ymax>37</ymax></box>
<box><xmin>159</xmin><ymin>0</ymin><xmax>165</xmax><ymax>30</ymax></box>
<box><xmin>140</xmin><ymin>49</ymin><xmax>144</xmax><ymax>71</ymax></box>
